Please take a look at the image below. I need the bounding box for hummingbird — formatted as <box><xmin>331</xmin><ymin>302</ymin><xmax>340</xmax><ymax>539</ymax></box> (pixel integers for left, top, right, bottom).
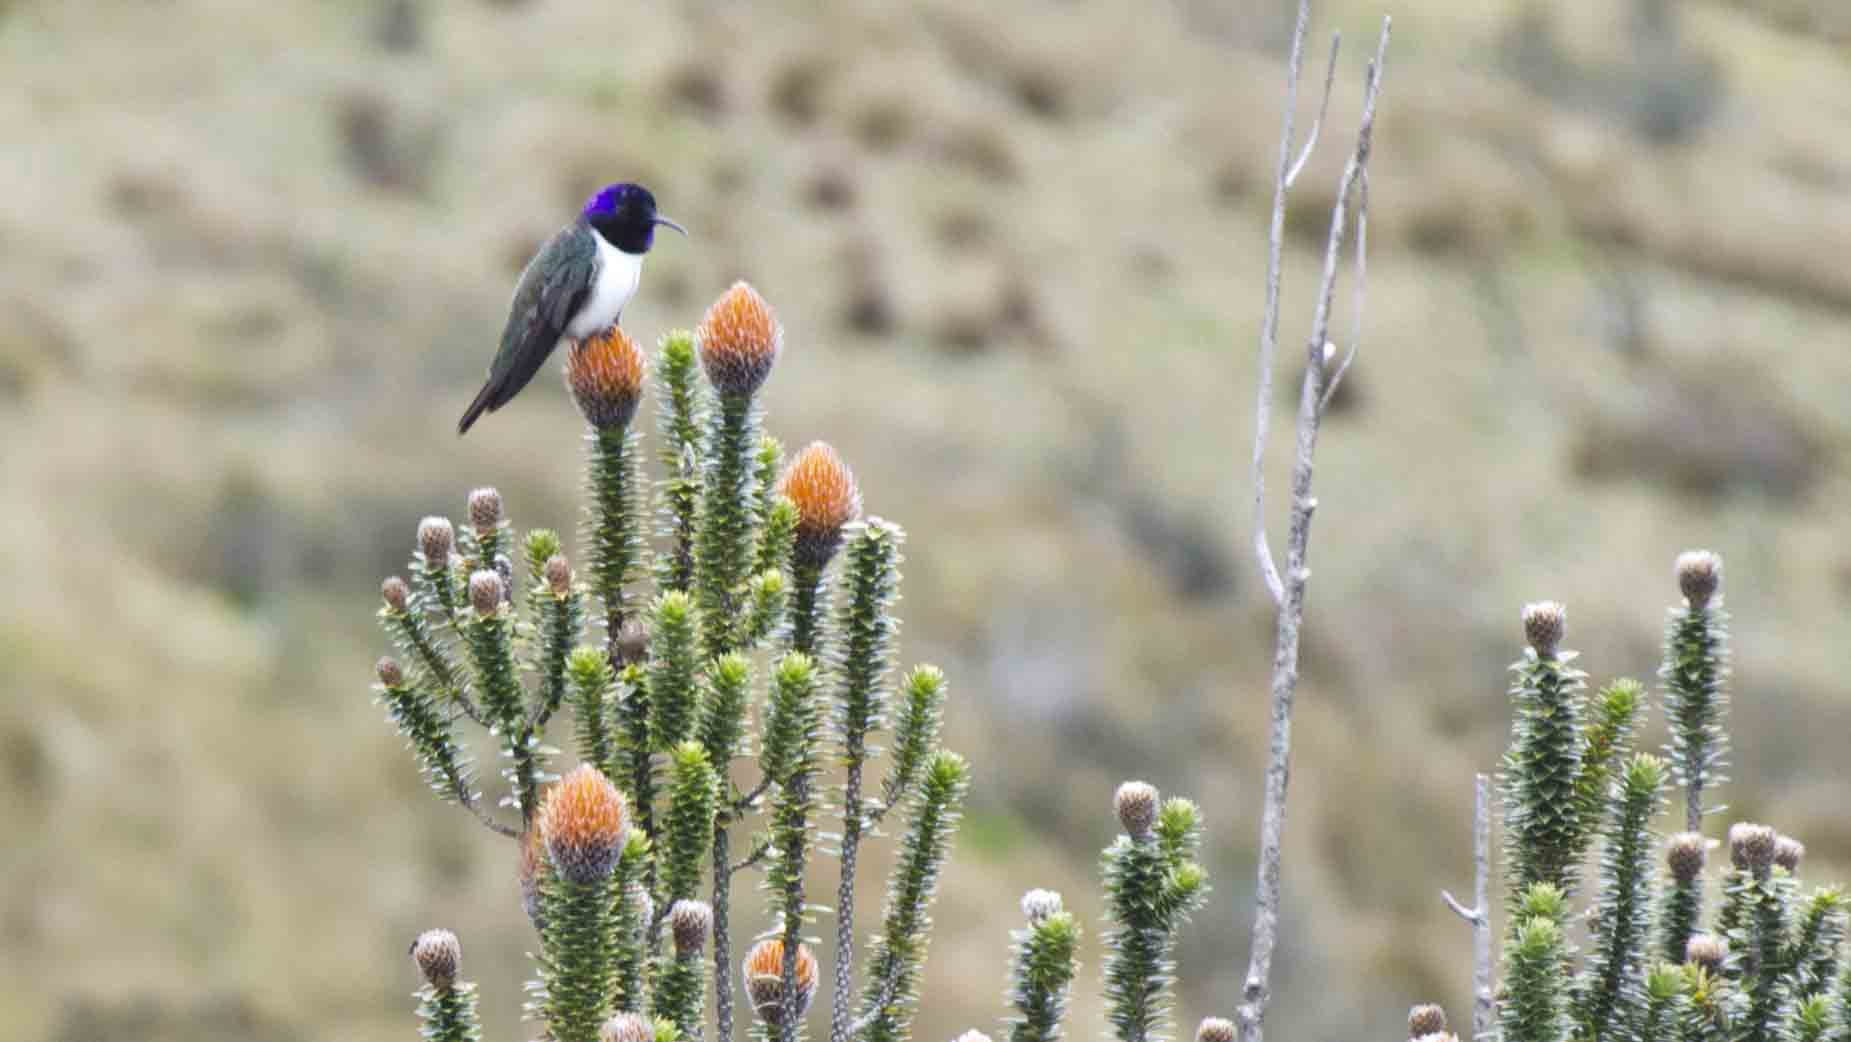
<box><xmin>458</xmin><ymin>182</ymin><xmax>684</xmax><ymax>435</ymax></box>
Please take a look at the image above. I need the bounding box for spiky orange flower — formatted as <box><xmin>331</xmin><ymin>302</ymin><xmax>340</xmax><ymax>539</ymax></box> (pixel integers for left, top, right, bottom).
<box><xmin>696</xmin><ymin>281</ymin><xmax>781</xmax><ymax>397</ymax></box>
<box><xmin>779</xmin><ymin>441</ymin><xmax>861</xmax><ymax>569</ymax></box>
<box><xmin>742</xmin><ymin>937</ymin><xmax>819</xmax><ymax>1026</ymax></box>
<box><xmin>567</xmin><ymin>325</ymin><xmax>646</xmax><ymax>431</ymax></box>
<box><xmin>538</xmin><ymin>764</ymin><xmax>628</xmax><ymax>884</ymax></box>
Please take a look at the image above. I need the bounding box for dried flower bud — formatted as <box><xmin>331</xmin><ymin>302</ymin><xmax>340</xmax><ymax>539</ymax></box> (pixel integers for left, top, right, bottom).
<box><xmin>382</xmin><ymin>575</ymin><xmax>410</xmax><ymax>613</ymax></box>
<box><xmin>410</xmin><ymin>928</ymin><xmax>461</xmax><ymax>990</ymax></box>
<box><xmin>743</xmin><ymin>937</ymin><xmax>819</xmax><ymax>1026</ymax></box>
<box><xmin>600</xmin><ymin>1012</ymin><xmax>656</xmax><ymax>1042</ymax></box>
<box><xmin>1666</xmin><ymin>832</ymin><xmax>1707</xmax><ymax>883</ymax></box>
<box><xmin>1775</xmin><ymin>835</ymin><xmax>1805</xmax><ymax>873</ymax></box>
<box><xmin>418</xmin><ymin>516</ymin><xmax>454</xmax><ymax>566</ymax></box>
<box><xmin>955</xmin><ymin>1032</ymin><xmax>994</xmax><ymax>1042</ymax></box>
<box><xmin>779</xmin><ymin>441</ymin><xmax>862</xmax><ymax>570</ymax></box>
<box><xmin>1686</xmin><ymin>933</ymin><xmax>1727</xmax><ymax>973</ymax></box>
<box><xmin>614</xmin><ymin>617</ymin><xmax>649</xmax><ymax>666</ymax></box>
<box><xmin>376</xmin><ymin>656</ymin><xmax>406</xmax><ymax>688</ymax></box>
<box><xmin>1115</xmin><ymin>780</ymin><xmax>1160</xmax><ymax>837</ymax></box>
<box><xmin>1729</xmin><ymin>823</ymin><xmax>1778</xmax><ymax>874</ymax></box>
<box><xmin>1677</xmin><ymin>550</ymin><xmax>1723</xmax><ymax>609</ymax></box>
<box><xmin>468</xmin><ymin>569</ymin><xmax>504</xmax><ymax>615</ymax></box>
<box><xmin>567</xmin><ymin>326</ymin><xmax>647</xmax><ymax>430</ymax></box>
<box><xmin>467</xmin><ymin>487</ymin><xmax>503</xmax><ymax>533</ymax></box>
<box><xmin>519</xmin><ymin>828</ymin><xmax>547</xmax><ymax>932</ymax></box>
<box><xmin>545</xmin><ymin>554</ymin><xmax>572</xmax><ymax>597</ymax></box>
<box><xmin>697</xmin><ymin>281</ymin><xmax>782</xmax><ymax>397</ymax></box>
<box><xmin>1020</xmin><ymin>888</ymin><xmax>1064</xmax><ymax>924</ymax></box>
<box><xmin>1408</xmin><ymin>1004</ymin><xmax>1448</xmax><ymax>1039</ymax></box>
<box><xmin>1521</xmin><ymin>601</ymin><xmax>1566</xmax><ymax>658</ymax></box>
<box><xmin>1197</xmin><ymin>1018</ymin><xmax>1236</xmax><ymax>1042</ymax></box>
<box><xmin>538</xmin><ymin>764</ymin><xmax>628</xmax><ymax>884</ymax></box>
<box><xmin>669</xmin><ymin>899</ymin><xmax>712</xmax><ymax>955</ymax></box>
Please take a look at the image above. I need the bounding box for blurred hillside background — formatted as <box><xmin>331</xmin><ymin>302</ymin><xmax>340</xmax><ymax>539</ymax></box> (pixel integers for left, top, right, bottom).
<box><xmin>4</xmin><ymin>0</ymin><xmax>1851</xmax><ymax>1040</ymax></box>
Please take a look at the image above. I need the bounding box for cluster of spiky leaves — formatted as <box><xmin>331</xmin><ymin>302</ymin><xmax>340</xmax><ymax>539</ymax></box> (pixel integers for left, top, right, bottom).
<box><xmin>1500</xmin><ymin>626</ymin><xmax>1600</xmax><ymax>902</ymax></box>
<box><xmin>1007</xmin><ymin>891</ymin><xmax>1081</xmax><ymax>1042</ymax></box>
<box><xmin>1505</xmin><ymin>886</ymin><xmax>1573</xmax><ymax>1042</ymax></box>
<box><xmin>1661</xmin><ymin>552</ymin><xmax>1731</xmax><ymax>832</ymax></box>
<box><xmin>370</xmin><ymin>284</ymin><xmax>969</xmax><ymax>1042</ymax></box>
<box><xmin>655</xmin><ymin>900</ymin><xmax>712</xmax><ymax>1040</ymax></box>
<box><xmin>1100</xmin><ymin>786</ymin><xmax>1209</xmax><ymax>1042</ymax></box>
<box><xmin>532</xmin><ymin>766</ymin><xmax>630</xmax><ymax>1042</ymax></box>
<box><xmin>411</xmin><ymin>929</ymin><xmax>483</xmax><ymax>1042</ymax></box>
<box><xmin>1441</xmin><ymin>554</ymin><xmax>1851</xmax><ymax>1042</ymax></box>
<box><xmin>760</xmin><ymin>653</ymin><xmax>824</xmax><ymax>1042</ymax></box>
<box><xmin>606</xmin><ymin>830</ymin><xmax>653</xmax><ymax>1015</ymax></box>
<box><xmin>1582</xmin><ymin>755</ymin><xmax>1668</xmax><ymax>1042</ymax></box>
<box><xmin>856</xmin><ymin>752</ymin><xmax>971</xmax><ymax>1042</ymax></box>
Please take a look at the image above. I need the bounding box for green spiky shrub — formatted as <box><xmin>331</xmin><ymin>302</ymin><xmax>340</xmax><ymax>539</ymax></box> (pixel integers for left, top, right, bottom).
<box><xmin>1100</xmin><ymin>783</ymin><xmax>1209</xmax><ymax>1042</ymax></box>
<box><xmin>1395</xmin><ymin>551</ymin><xmax>1851</xmax><ymax>1042</ymax></box>
<box><xmin>366</xmin><ymin>285</ymin><xmax>968</xmax><ymax>1042</ymax></box>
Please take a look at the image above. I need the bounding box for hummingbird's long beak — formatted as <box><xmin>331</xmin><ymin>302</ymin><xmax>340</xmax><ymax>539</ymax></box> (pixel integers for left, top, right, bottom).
<box><xmin>654</xmin><ymin>215</ymin><xmax>688</xmax><ymax>237</ymax></box>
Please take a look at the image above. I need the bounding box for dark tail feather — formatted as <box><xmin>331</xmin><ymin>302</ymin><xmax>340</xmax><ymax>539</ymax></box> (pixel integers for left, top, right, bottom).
<box><xmin>456</xmin><ymin>375</ymin><xmax>503</xmax><ymax>436</ymax></box>
<box><xmin>456</xmin><ymin>345</ymin><xmax>555</xmax><ymax>435</ymax></box>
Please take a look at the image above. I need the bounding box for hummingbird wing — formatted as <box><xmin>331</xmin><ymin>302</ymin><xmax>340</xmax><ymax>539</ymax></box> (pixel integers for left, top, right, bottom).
<box><xmin>457</xmin><ymin>223</ymin><xmax>599</xmax><ymax>435</ymax></box>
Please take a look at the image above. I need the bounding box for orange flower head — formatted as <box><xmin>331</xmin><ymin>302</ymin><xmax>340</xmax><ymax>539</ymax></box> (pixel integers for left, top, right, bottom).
<box><xmin>538</xmin><ymin>764</ymin><xmax>628</xmax><ymax>884</ymax></box>
<box><xmin>779</xmin><ymin>441</ymin><xmax>861</xmax><ymax>569</ymax></box>
<box><xmin>567</xmin><ymin>325</ymin><xmax>647</xmax><ymax>431</ymax></box>
<box><xmin>743</xmin><ymin>937</ymin><xmax>819</xmax><ymax>1026</ymax></box>
<box><xmin>696</xmin><ymin>281</ymin><xmax>781</xmax><ymax>397</ymax></box>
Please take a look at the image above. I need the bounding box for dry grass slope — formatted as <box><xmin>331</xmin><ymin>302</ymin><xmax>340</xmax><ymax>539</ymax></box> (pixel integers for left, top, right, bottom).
<box><xmin>2</xmin><ymin>1</ymin><xmax>1849</xmax><ymax>1041</ymax></box>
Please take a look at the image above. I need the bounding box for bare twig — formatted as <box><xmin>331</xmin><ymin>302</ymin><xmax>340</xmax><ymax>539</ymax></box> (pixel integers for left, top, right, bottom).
<box><xmin>1440</xmin><ymin>889</ymin><xmax>1482</xmax><ymax>925</ymax></box>
<box><xmin>461</xmin><ymin>792</ymin><xmax>519</xmax><ymax>838</ymax></box>
<box><xmin>1285</xmin><ymin>33</ymin><xmax>1342</xmax><ymax>189</ymax></box>
<box><xmin>728</xmin><ymin>834</ymin><xmax>773</xmax><ymax>875</ymax></box>
<box><xmin>1236</xmin><ymin>9</ymin><xmax>1391</xmax><ymax>1042</ymax></box>
<box><xmin>1247</xmin><ymin>0</ymin><xmax>1312</xmax><ymax>610</ymax></box>
<box><xmin>1321</xmin><ymin>166</ymin><xmax>1369</xmax><ymax>413</ymax></box>
<box><xmin>1439</xmin><ymin>774</ymin><xmax>1495</xmax><ymax>1042</ymax></box>
<box><xmin>734</xmin><ymin>774</ymin><xmax>773</xmax><ymax>816</ymax></box>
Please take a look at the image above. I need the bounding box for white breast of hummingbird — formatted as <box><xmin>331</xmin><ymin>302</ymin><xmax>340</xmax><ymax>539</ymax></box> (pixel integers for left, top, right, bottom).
<box><xmin>567</xmin><ymin>236</ymin><xmax>644</xmax><ymax>340</ymax></box>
